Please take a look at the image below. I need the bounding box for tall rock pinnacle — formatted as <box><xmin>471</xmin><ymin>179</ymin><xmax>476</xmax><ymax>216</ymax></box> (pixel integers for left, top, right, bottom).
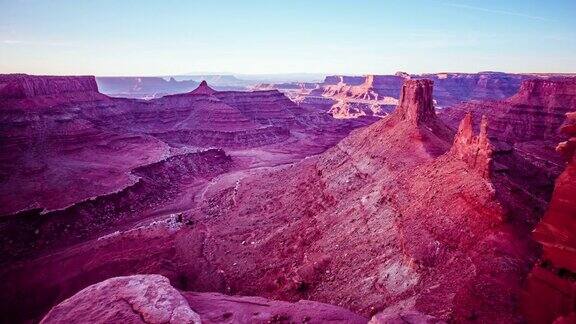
<box><xmin>450</xmin><ymin>112</ymin><xmax>493</xmax><ymax>177</ymax></box>
<box><xmin>393</xmin><ymin>79</ymin><xmax>436</xmax><ymax>125</ymax></box>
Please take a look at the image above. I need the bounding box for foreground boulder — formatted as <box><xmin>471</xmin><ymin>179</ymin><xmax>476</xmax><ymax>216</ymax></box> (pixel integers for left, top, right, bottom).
<box><xmin>41</xmin><ymin>275</ymin><xmax>201</xmax><ymax>324</ymax></box>
<box><xmin>41</xmin><ymin>274</ymin><xmax>367</xmax><ymax>324</ymax></box>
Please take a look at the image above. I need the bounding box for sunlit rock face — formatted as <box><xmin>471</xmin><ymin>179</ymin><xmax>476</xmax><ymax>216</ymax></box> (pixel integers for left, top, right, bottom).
<box><xmin>523</xmin><ymin>112</ymin><xmax>576</xmax><ymax>324</ymax></box>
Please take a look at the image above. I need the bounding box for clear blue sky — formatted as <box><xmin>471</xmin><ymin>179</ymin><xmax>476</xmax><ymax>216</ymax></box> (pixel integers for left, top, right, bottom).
<box><xmin>0</xmin><ymin>0</ymin><xmax>574</xmax><ymax>76</ymax></box>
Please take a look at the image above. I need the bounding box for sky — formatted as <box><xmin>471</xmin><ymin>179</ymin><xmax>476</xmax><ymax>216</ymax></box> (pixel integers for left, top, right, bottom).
<box><xmin>0</xmin><ymin>0</ymin><xmax>575</xmax><ymax>76</ymax></box>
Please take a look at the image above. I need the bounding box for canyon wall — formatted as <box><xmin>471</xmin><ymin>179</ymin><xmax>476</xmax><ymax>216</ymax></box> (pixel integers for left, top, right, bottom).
<box><xmin>523</xmin><ymin>112</ymin><xmax>576</xmax><ymax>323</ymax></box>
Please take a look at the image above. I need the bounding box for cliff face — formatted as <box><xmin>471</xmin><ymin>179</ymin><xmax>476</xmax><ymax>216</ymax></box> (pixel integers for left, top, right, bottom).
<box><xmin>421</xmin><ymin>72</ymin><xmax>527</xmax><ymax>107</ymax></box>
<box><xmin>509</xmin><ymin>78</ymin><xmax>576</xmax><ymax>108</ymax></box>
<box><xmin>0</xmin><ymin>74</ymin><xmax>99</xmax><ymax>99</ymax></box>
<box><xmin>441</xmin><ymin>78</ymin><xmax>576</xmax><ymax>143</ymax></box>
<box><xmin>523</xmin><ymin>112</ymin><xmax>576</xmax><ymax>323</ymax></box>
<box><xmin>535</xmin><ymin>112</ymin><xmax>576</xmax><ymax>270</ymax></box>
<box><xmin>439</xmin><ymin>77</ymin><xmax>576</xmax><ymax>229</ymax></box>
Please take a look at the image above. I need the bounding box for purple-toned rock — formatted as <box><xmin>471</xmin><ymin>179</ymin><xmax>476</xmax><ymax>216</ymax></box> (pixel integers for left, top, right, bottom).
<box><xmin>0</xmin><ymin>74</ymin><xmax>98</xmax><ymax>99</ymax></box>
<box><xmin>184</xmin><ymin>291</ymin><xmax>367</xmax><ymax>323</ymax></box>
<box><xmin>40</xmin><ymin>275</ymin><xmax>202</xmax><ymax>324</ymax></box>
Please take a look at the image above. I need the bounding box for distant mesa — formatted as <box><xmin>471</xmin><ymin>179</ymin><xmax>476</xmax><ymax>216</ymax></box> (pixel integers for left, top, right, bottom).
<box><xmin>0</xmin><ymin>74</ymin><xmax>99</xmax><ymax>99</ymax></box>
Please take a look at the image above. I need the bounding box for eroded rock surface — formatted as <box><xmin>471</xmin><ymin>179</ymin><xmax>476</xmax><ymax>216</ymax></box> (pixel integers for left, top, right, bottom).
<box><xmin>450</xmin><ymin>113</ymin><xmax>492</xmax><ymax>177</ymax></box>
<box><xmin>41</xmin><ymin>275</ymin><xmax>202</xmax><ymax>324</ymax></box>
<box><xmin>41</xmin><ymin>274</ymin><xmax>367</xmax><ymax>324</ymax></box>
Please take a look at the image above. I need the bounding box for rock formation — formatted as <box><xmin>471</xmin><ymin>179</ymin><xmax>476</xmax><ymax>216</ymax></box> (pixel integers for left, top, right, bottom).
<box><xmin>441</xmin><ymin>78</ymin><xmax>576</xmax><ymax>143</ymax></box>
<box><xmin>41</xmin><ymin>275</ymin><xmax>202</xmax><ymax>324</ymax></box>
<box><xmin>522</xmin><ymin>112</ymin><xmax>576</xmax><ymax>323</ymax></box>
<box><xmin>440</xmin><ymin>77</ymin><xmax>576</xmax><ymax>227</ymax></box>
<box><xmin>450</xmin><ymin>113</ymin><xmax>493</xmax><ymax>177</ymax></box>
<box><xmin>41</xmin><ymin>275</ymin><xmax>366</xmax><ymax>324</ymax></box>
<box><xmin>0</xmin><ymin>74</ymin><xmax>99</xmax><ymax>99</ymax></box>
<box><xmin>188</xmin><ymin>80</ymin><xmax>217</xmax><ymax>95</ymax></box>
<box><xmin>289</xmin><ymin>72</ymin><xmax>528</xmax><ymax>119</ymax></box>
<box><xmin>391</xmin><ymin>79</ymin><xmax>435</xmax><ymax>125</ymax></box>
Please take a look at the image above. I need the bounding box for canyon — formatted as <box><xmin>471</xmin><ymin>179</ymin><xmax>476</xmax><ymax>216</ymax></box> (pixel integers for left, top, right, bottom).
<box><xmin>0</xmin><ymin>72</ymin><xmax>575</xmax><ymax>323</ymax></box>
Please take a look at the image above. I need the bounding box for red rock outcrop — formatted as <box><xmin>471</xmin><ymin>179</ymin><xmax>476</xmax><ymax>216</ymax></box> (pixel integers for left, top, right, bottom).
<box><xmin>41</xmin><ymin>275</ymin><xmax>202</xmax><ymax>324</ymax></box>
<box><xmin>450</xmin><ymin>113</ymin><xmax>492</xmax><ymax>177</ymax></box>
<box><xmin>509</xmin><ymin>78</ymin><xmax>576</xmax><ymax>108</ymax></box>
<box><xmin>188</xmin><ymin>80</ymin><xmax>217</xmax><ymax>95</ymax></box>
<box><xmin>391</xmin><ymin>79</ymin><xmax>435</xmax><ymax>125</ymax></box>
<box><xmin>522</xmin><ymin>112</ymin><xmax>576</xmax><ymax>324</ymax></box>
<box><xmin>41</xmin><ymin>275</ymin><xmax>366</xmax><ymax>324</ymax></box>
<box><xmin>441</xmin><ymin>78</ymin><xmax>576</xmax><ymax>143</ymax></box>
